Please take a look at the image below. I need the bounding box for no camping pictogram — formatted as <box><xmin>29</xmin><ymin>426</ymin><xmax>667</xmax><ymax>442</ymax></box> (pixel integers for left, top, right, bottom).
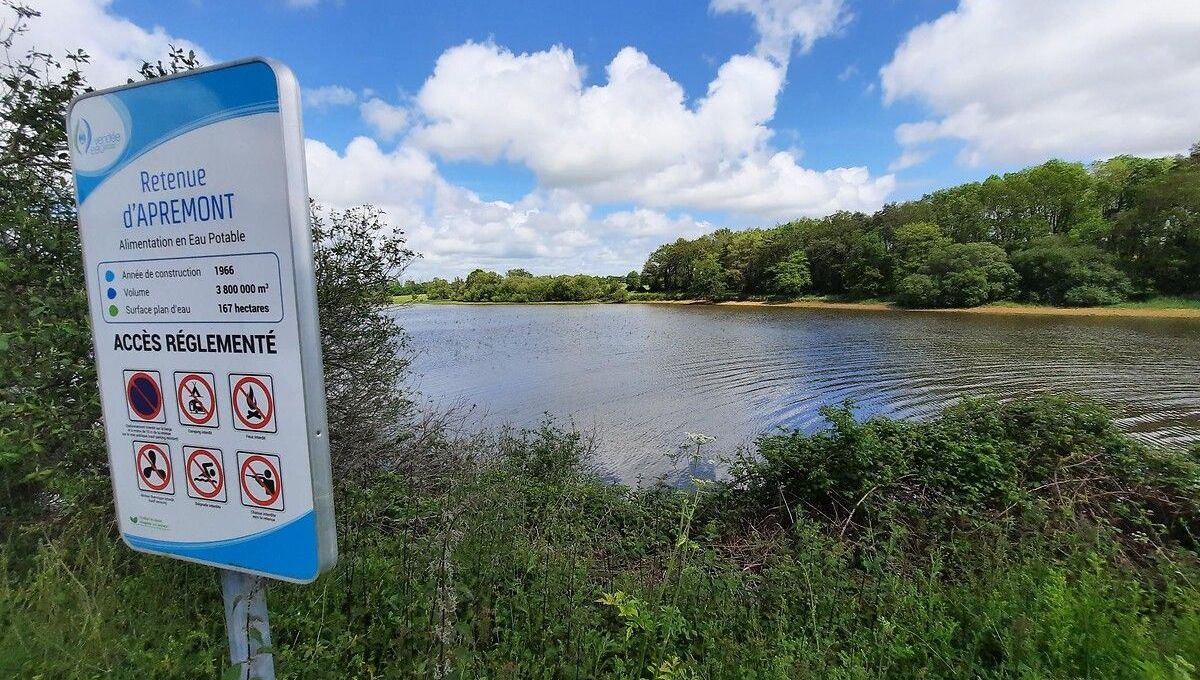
<box><xmin>238</xmin><ymin>451</ymin><xmax>284</xmax><ymax>511</ymax></box>
<box><xmin>185</xmin><ymin>446</ymin><xmax>226</xmax><ymax>502</ymax></box>
<box><xmin>124</xmin><ymin>370</ymin><xmax>166</xmax><ymax>423</ymax></box>
<box><xmin>230</xmin><ymin>374</ymin><xmax>276</xmax><ymax>433</ymax></box>
<box><xmin>134</xmin><ymin>441</ymin><xmax>173</xmax><ymax>494</ymax></box>
<box><xmin>175</xmin><ymin>372</ymin><xmax>218</xmax><ymax>427</ymax></box>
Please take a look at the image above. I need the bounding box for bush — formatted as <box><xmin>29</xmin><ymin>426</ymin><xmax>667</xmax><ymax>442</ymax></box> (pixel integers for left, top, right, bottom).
<box><xmin>1011</xmin><ymin>238</ymin><xmax>1131</xmax><ymax>306</ymax></box>
<box><xmin>895</xmin><ymin>242</ymin><xmax>1018</xmax><ymax>308</ymax></box>
<box><xmin>1064</xmin><ymin>284</ymin><xmax>1124</xmax><ymax>306</ymax></box>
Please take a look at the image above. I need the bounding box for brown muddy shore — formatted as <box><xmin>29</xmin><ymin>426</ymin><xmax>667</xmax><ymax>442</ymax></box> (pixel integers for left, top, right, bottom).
<box><xmin>642</xmin><ymin>299</ymin><xmax>1200</xmax><ymax>319</ymax></box>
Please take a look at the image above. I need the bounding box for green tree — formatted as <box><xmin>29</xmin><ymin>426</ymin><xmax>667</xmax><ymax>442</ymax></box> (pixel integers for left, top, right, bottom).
<box><xmin>0</xmin><ymin>12</ymin><xmax>100</xmax><ymax>519</ymax></box>
<box><xmin>623</xmin><ymin>270</ymin><xmax>642</xmax><ymax>291</ymax></box>
<box><xmin>1010</xmin><ymin>237</ymin><xmax>1131</xmax><ymax>306</ymax></box>
<box><xmin>891</xmin><ymin>222</ymin><xmax>951</xmax><ymax>279</ymax></box>
<box><xmin>897</xmin><ymin>242</ymin><xmax>1018</xmax><ymax>308</ymax></box>
<box><xmin>768</xmin><ymin>250</ymin><xmax>812</xmax><ymax>297</ymax></box>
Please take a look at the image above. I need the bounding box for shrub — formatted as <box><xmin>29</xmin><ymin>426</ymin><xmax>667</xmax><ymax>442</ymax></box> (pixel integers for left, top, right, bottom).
<box><xmin>895</xmin><ymin>242</ymin><xmax>1018</xmax><ymax>308</ymax></box>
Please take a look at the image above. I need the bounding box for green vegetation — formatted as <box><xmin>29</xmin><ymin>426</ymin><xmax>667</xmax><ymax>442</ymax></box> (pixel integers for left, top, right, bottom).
<box><xmin>393</xmin><ymin>269</ymin><xmax>636</xmax><ymax>303</ymax></box>
<box><xmin>404</xmin><ymin>151</ymin><xmax>1200</xmax><ymax>310</ymax></box>
<box><xmin>637</xmin><ymin>155</ymin><xmax>1200</xmax><ymax>308</ymax></box>
<box><xmin>4</xmin><ymin>398</ymin><xmax>1200</xmax><ymax>678</ymax></box>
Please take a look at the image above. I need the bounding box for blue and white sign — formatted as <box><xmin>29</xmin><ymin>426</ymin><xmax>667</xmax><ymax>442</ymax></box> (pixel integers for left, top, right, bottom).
<box><xmin>68</xmin><ymin>58</ymin><xmax>336</xmax><ymax>583</ymax></box>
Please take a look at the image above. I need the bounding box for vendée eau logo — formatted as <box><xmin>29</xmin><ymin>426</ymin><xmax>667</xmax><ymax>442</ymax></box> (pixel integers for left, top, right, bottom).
<box><xmin>70</xmin><ymin>94</ymin><xmax>128</xmax><ymax>173</ymax></box>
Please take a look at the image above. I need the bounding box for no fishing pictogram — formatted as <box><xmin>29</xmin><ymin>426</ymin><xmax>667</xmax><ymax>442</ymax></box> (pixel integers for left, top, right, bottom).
<box><xmin>175</xmin><ymin>372</ymin><xmax>218</xmax><ymax>428</ymax></box>
<box><xmin>124</xmin><ymin>370</ymin><xmax>165</xmax><ymax>423</ymax></box>
<box><xmin>238</xmin><ymin>451</ymin><xmax>284</xmax><ymax>511</ymax></box>
<box><xmin>185</xmin><ymin>446</ymin><xmax>226</xmax><ymax>502</ymax></box>
<box><xmin>230</xmin><ymin>373</ymin><xmax>276</xmax><ymax>433</ymax></box>
<box><xmin>134</xmin><ymin>441</ymin><xmax>173</xmax><ymax>494</ymax></box>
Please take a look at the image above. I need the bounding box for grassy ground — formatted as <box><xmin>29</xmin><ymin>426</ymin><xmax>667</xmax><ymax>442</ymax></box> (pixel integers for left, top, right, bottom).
<box><xmin>2</xmin><ymin>397</ymin><xmax>1198</xmax><ymax>678</ymax></box>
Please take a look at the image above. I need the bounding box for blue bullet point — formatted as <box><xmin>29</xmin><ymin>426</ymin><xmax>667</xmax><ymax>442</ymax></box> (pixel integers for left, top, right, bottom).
<box><xmin>107</xmin><ymin>287</ymin><xmax>117</xmax><ymax>300</ymax></box>
<box><xmin>105</xmin><ymin>270</ymin><xmax>115</xmax><ymax>282</ymax></box>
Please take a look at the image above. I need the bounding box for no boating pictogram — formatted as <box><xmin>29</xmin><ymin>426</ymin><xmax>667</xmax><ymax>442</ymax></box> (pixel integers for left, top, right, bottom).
<box><xmin>125</xmin><ymin>370</ymin><xmax>165</xmax><ymax>423</ymax></box>
<box><xmin>238</xmin><ymin>451</ymin><xmax>284</xmax><ymax>510</ymax></box>
<box><xmin>134</xmin><ymin>441</ymin><xmax>173</xmax><ymax>494</ymax></box>
<box><xmin>185</xmin><ymin>447</ymin><xmax>226</xmax><ymax>502</ymax></box>
<box><xmin>176</xmin><ymin>372</ymin><xmax>218</xmax><ymax>427</ymax></box>
<box><xmin>230</xmin><ymin>374</ymin><xmax>276</xmax><ymax>433</ymax></box>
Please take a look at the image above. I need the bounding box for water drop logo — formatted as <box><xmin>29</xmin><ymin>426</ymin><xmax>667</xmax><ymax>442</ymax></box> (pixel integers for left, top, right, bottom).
<box><xmin>69</xmin><ymin>94</ymin><xmax>128</xmax><ymax>173</ymax></box>
<box><xmin>74</xmin><ymin>117</ymin><xmax>92</xmax><ymax>154</ymax></box>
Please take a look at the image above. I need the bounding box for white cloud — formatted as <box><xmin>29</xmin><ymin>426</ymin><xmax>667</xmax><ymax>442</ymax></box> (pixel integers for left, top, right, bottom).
<box><xmin>881</xmin><ymin>0</ymin><xmax>1200</xmax><ymax>165</ymax></box>
<box><xmin>303</xmin><ymin>85</ymin><xmax>357</xmax><ymax>108</ymax></box>
<box><xmin>887</xmin><ymin>148</ymin><xmax>930</xmax><ymax>172</ymax></box>
<box><xmin>286</xmin><ymin>0</ymin><xmax>321</xmax><ymax>8</ymax></box>
<box><xmin>9</xmin><ymin>0</ymin><xmax>212</xmax><ymax>89</ymax></box>
<box><xmin>359</xmin><ymin>98</ymin><xmax>410</xmax><ymax>140</ymax></box>
<box><xmin>710</xmin><ymin>0</ymin><xmax>851</xmax><ymax>62</ymax></box>
<box><xmin>303</xmin><ymin>136</ymin><xmax>715</xmax><ymax>277</ymax></box>
<box><xmin>412</xmin><ymin>42</ymin><xmax>893</xmax><ymax>222</ymax></box>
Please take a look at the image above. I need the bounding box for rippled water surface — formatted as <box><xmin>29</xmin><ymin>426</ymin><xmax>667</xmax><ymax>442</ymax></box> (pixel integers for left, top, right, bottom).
<box><xmin>400</xmin><ymin>304</ymin><xmax>1200</xmax><ymax>482</ymax></box>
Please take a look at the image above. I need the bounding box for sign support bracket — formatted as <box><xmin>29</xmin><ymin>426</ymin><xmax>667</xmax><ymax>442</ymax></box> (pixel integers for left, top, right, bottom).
<box><xmin>221</xmin><ymin>568</ymin><xmax>275</xmax><ymax>680</ymax></box>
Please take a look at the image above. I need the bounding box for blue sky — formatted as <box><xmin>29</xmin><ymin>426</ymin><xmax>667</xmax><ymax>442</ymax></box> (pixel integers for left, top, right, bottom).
<box><xmin>34</xmin><ymin>1</ymin><xmax>1200</xmax><ymax>277</ymax></box>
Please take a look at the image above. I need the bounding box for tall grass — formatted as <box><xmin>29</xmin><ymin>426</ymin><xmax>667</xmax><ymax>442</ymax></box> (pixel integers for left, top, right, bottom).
<box><xmin>2</xmin><ymin>400</ymin><xmax>1198</xmax><ymax>678</ymax></box>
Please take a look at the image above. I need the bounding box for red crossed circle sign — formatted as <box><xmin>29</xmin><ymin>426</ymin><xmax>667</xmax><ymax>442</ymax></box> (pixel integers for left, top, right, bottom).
<box><xmin>232</xmin><ymin>376</ymin><xmax>274</xmax><ymax>430</ymax></box>
<box><xmin>239</xmin><ymin>454</ymin><xmax>281</xmax><ymax>507</ymax></box>
<box><xmin>127</xmin><ymin>371</ymin><xmax>163</xmax><ymax>421</ymax></box>
<box><xmin>136</xmin><ymin>442</ymin><xmax>171</xmax><ymax>491</ymax></box>
<box><xmin>177</xmin><ymin>373</ymin><xmax>216</xmax><ymax>425</ymax></box>
<box><xmin>185</xmin><ymin>448</ymin><xmax>224</xmax><ymax>499</ymax></box>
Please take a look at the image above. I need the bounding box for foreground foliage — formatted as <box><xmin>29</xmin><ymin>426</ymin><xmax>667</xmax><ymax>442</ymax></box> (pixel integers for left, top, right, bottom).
<box><xmin>3</xmin><ymin>397</ymin><xmax>1199</xmax><ymax>679</ymax></box>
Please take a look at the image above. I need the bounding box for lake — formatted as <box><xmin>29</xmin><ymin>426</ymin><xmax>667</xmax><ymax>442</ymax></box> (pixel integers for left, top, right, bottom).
<box><xmin>399</xmin><ymin>303</ymin><xmax>1200</xmax><ymax>483</ymax></box>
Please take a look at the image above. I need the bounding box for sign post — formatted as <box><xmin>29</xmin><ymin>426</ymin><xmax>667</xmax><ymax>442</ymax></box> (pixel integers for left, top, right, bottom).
<box><xmin>68</xmin><ymin>58</ymin><xmax>336</xmax><ymax>676</ymax></box>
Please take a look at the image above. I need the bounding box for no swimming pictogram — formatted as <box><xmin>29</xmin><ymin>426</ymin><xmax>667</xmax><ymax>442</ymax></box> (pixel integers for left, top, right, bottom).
<box><xmin>125</xmin><ymin>370</ymin><xmax>165</xmax><ymax>423</ymax></box>
<box><xmin>176</xmin><ymin>372</ymin><xmax>218</xmax><ymax>427</ymax></box>
<box><xmin>134</xmin><ymin>441</ymin><xmax>173</xmax><ymax>494</ymax></box>
<box><xmin>185</xmin><ymin>446</ymin><xmax>226</xmax><ymax>502</ymax></box>
<box><xmin>230</xmin><ymin>373</ymin><xmax>276</xmax><ymax>433</ymax></box>
<box><xmin>238</xmin><ymin>451</ymin><xmax>284</xmax><ymax>511</ymax></box>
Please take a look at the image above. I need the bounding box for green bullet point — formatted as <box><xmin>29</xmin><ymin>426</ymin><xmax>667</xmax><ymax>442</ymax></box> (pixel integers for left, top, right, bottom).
<box><xmin>108</xmin><ymin>305</ymin><xmax>119</xmax><ymax>317</ymax></box>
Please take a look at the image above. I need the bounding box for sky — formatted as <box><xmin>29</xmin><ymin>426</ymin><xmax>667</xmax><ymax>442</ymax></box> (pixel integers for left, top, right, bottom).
<box><xmin>21</xmin><ymin>0</ymin><xmax>1200</xmax><ymax>279</ymax></box>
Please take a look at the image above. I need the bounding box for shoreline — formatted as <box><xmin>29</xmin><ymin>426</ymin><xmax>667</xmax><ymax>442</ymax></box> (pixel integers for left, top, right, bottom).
<box><xmin>640</xmin><ymin>298</ymin><xmax>1200</xmax><ymax>319</ymax></box>
<box><xmin>393</xmin><ymin>296</ymin><xmax>1200</xmax><ymax>319</ymax></box>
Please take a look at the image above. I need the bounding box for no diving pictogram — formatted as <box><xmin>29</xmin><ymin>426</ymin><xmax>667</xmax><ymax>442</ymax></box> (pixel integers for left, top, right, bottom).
<box><xmin>176</xmin><ymin>372</ymin><xmax>218</xmax><ymax>427</ymax></box>
<box><xmin>230</xmin><ymin>374</ymin><xmax>275</xmax><ymax>433</ymax></box>
<box><xmin>134</xmin><ymin>441</ymin><xmax>173</xmax><ymax>494</ymax></box>
<box><xmin>185</xmin><ymin>446</ymin><xmax>226</xmax><ymax>502</ymax></box>
<box><xmin>125</xmin><ymin>370</ymin><xmax>165</xmax><ymax>423</ymax></box>
<box><xmin>238</xmin><ymin>451</ymin><xmax>284</xmax><ymax>511</ymax></box>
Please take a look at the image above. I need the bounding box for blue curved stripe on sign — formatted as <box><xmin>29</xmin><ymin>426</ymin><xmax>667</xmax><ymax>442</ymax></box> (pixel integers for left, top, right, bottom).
<box><xmin>124</xmin><ymin>510</ymin><xmax>317</xmax><ymax>581</ymax></box>
<box><xmin>74</xmin><ymin>60</ymin><xmax>280</xmax><ymax>205</ymax></box>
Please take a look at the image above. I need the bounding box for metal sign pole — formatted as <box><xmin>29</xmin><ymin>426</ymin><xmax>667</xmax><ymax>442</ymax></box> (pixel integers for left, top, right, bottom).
<box><xmin>221</xmin><ymin>569</ymin><xmax>275</xmax><ymax>680</ymax></box>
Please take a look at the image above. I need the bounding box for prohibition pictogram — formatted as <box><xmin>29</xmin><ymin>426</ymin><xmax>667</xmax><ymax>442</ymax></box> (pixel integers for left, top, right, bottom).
<box><xmin>230</xmin><ymin>374</ymin><xmax>276</xmax><ymax>433</ymax></box>
<box><xmin>175</xmin><ymin>372</ymin><xmax>218</xmax><ymax>427</ymax></box>
<box><xmin>185</xmin><ymin>446</ymin><xmax>226</xmax><ymax>502</ymax></box>
<box><xmin>124</xmin><ymin>370</ymin><xmax>165</xmax><ymax>423</ymax></box>
<box><xmin>134</xmin><ymin>441</ymin><xmax>173</xmax><ymax>494</ymax></box>
<box><xmin>238</xmin><ymin>451</ymin><xmax>284</xmax><ymax>511</ymax></box>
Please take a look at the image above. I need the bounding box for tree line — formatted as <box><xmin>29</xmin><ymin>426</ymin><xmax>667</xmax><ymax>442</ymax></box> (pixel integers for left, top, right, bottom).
<box><xmin>639</xmin><ymin>152</ymin><xmax>1200</xmax><ymax>307</ymax></box>
<box><xmin>414</xmin><ymin>151</ymin><xmax>1199</xmax><ymax>308</ymax></box>
<box><xmin>394</xmin><ymin>269</ymin><xmax>637</xmax><ymax>303</ymax></box>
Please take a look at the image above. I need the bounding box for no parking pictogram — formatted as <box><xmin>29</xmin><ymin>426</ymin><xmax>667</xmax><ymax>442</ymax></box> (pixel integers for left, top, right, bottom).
<box><xmin>185</xmin><ymin>447</ymin><xmax>226</xmax><ymax>502</ymax></box>
<box><xmin>238</xmin><ymin>451</ymin><xmax>283</xmax><ymax>511</ymax></box>
<box><xmin>230</xmin><ymin>374</ymin><xmax>275</xmax><ymax>433</ymax></box>
<box><xmin>125</xmin><ymin>370</ymin><xmax>165</xmax><ymax>423</ymax></box>
<box><xmin>134</xmin><ymin>441</ymin><xmax>173</xmax><ymax>494</ymax></box>
<box><xmin>176</xmin><ymin>372</ymin><xmax>218</xmax><ymax>427</ymax></box>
